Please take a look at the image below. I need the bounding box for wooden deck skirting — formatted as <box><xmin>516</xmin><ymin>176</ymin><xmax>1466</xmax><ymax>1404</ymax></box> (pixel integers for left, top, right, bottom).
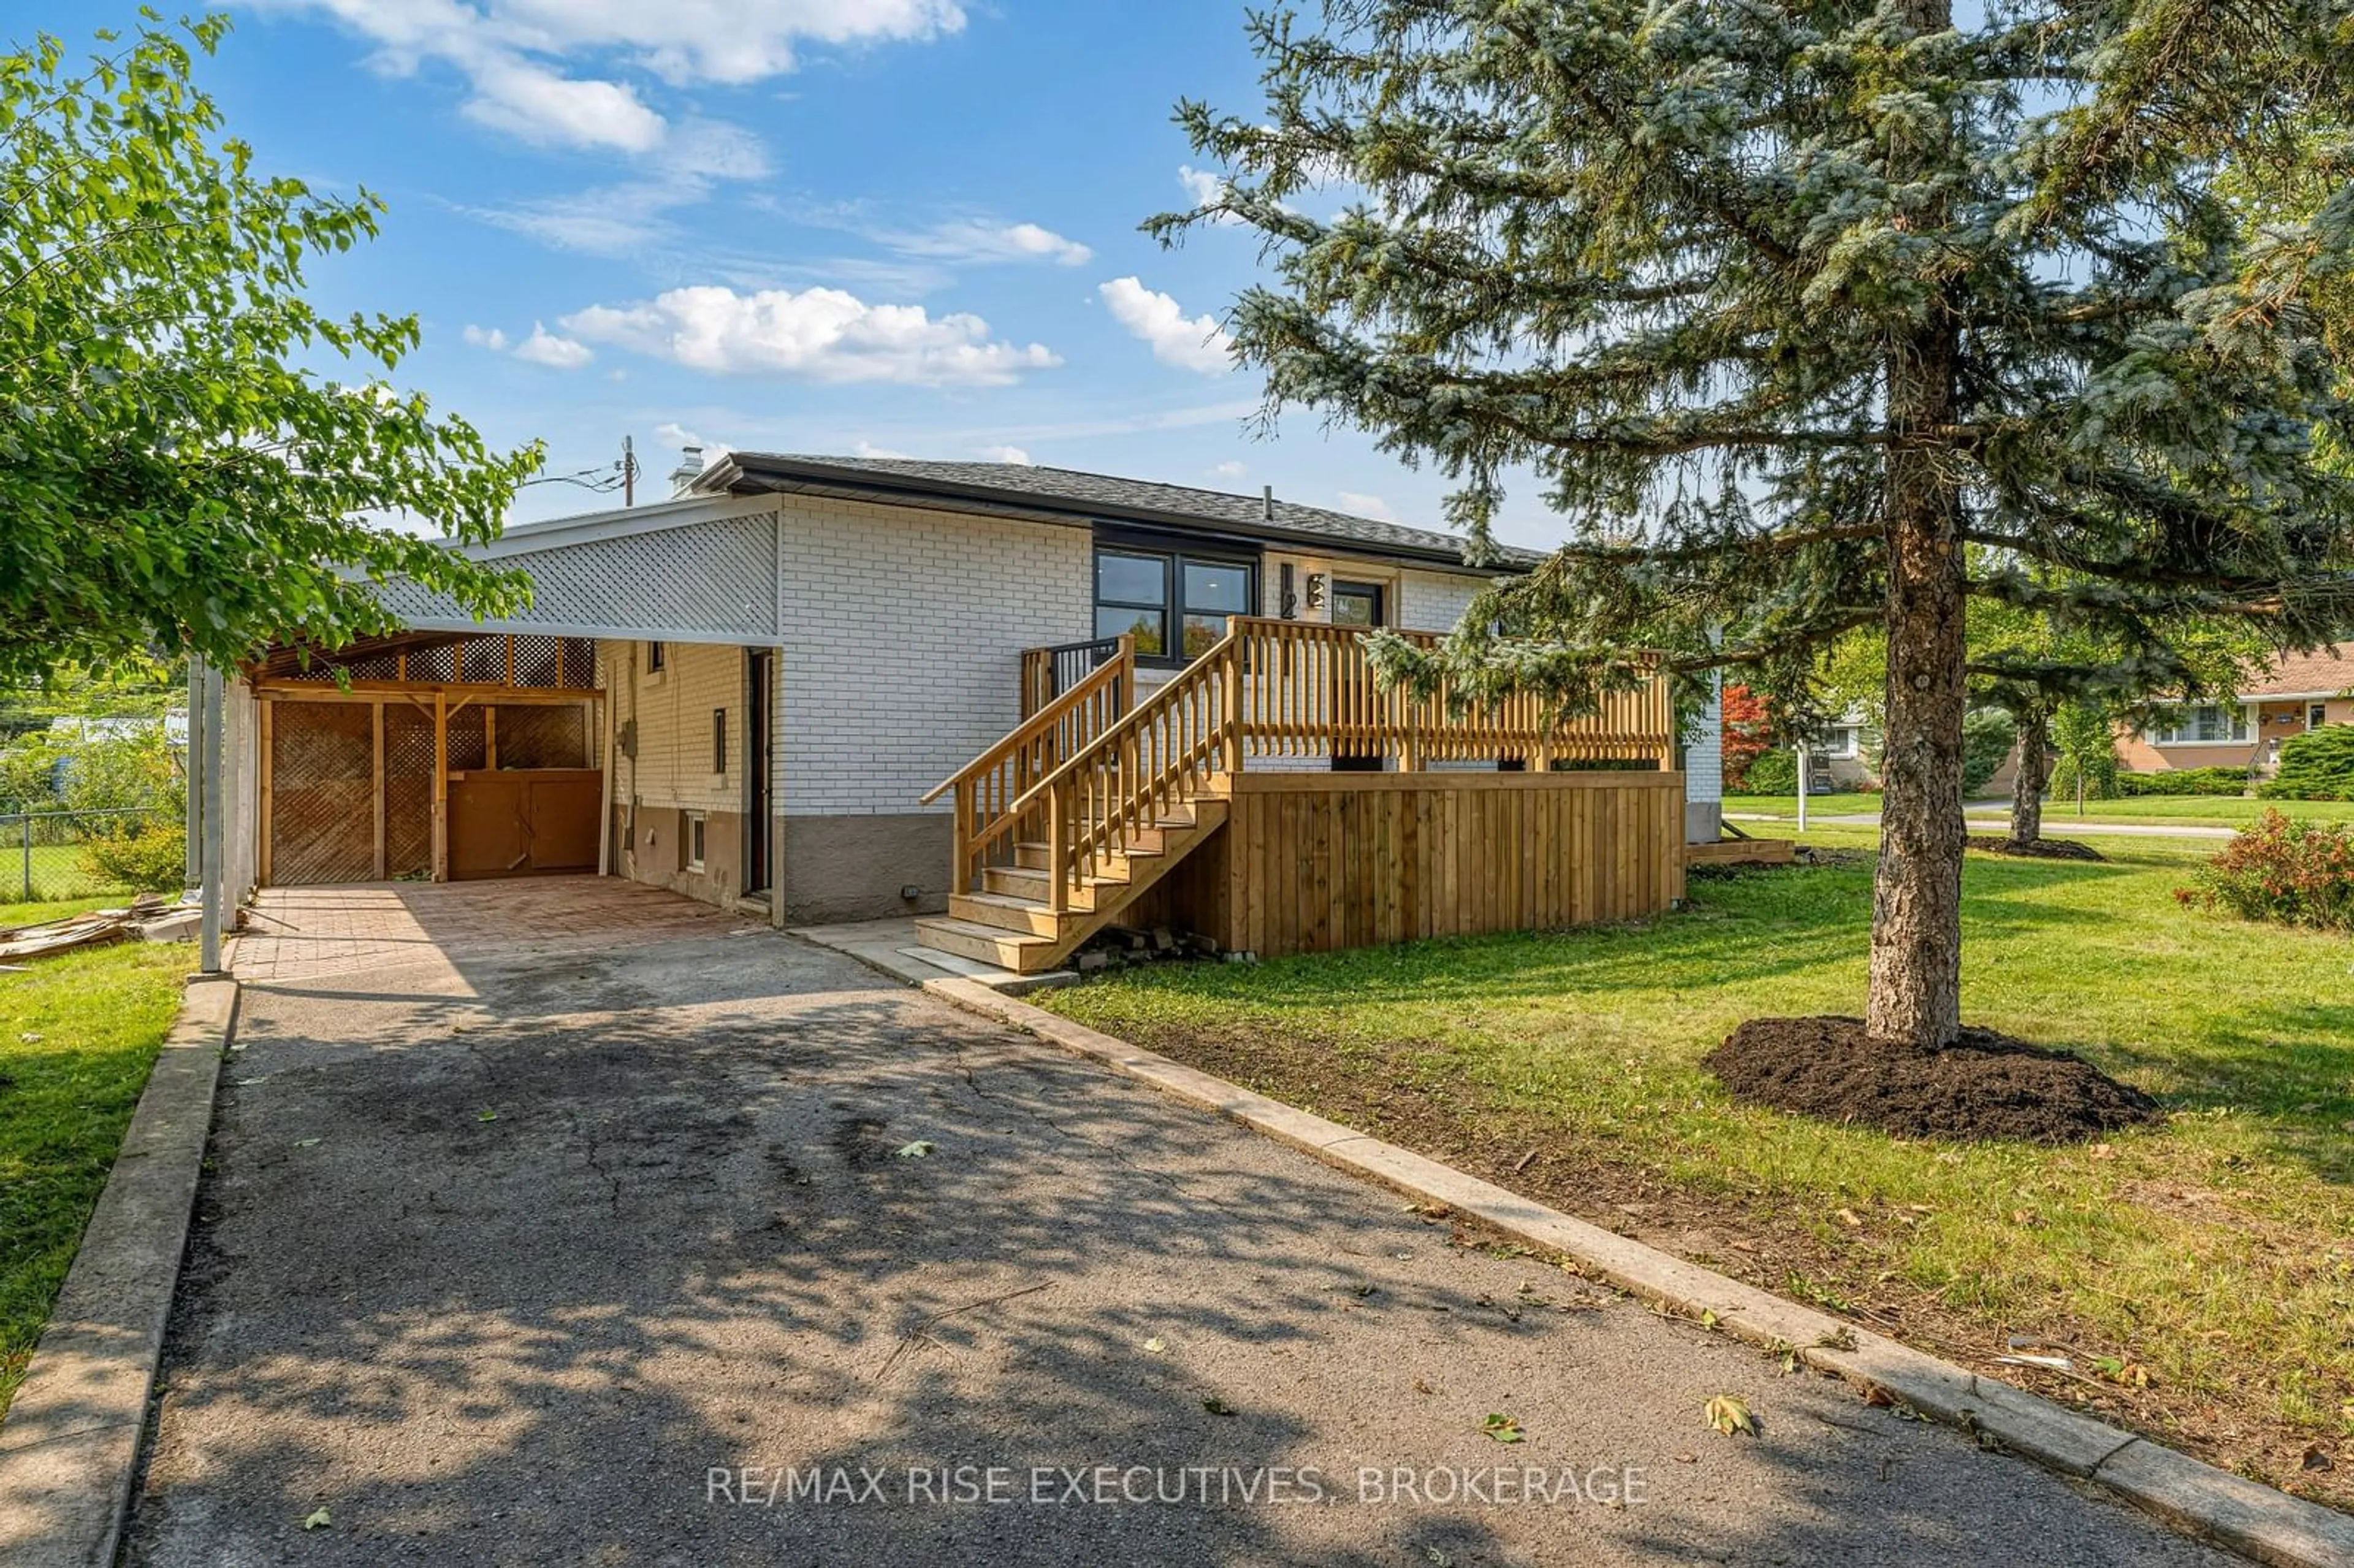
<box><xmin>1132</xmin><ymin>771</ymin><xmax>1687</xmax><ymax>957</ymax></box>
<box><xmin>916</xmin><ymin>617</ymin><xmax>1684</xmax><ymax>972</ymax></box>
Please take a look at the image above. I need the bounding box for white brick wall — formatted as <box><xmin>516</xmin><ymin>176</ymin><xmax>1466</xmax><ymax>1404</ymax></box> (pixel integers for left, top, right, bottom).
<box><xmin>602</xmin><ymin>639</ymin><xmax>750</xmax><ymax>813</ymax></box>
<box><xmin>1398</xmin><ymin>566</ymin><xmax>1491</xmax><ymax>634</ymax></box>
<box><xmin>775</xmin><ymin>495</ymin><xmax>1092</xmax><ymax>815</ymax></box>
<box><xmin>1685</xmin><ymin>669</ymin><xmax>1723</xmax><ymax>804</ymax></box>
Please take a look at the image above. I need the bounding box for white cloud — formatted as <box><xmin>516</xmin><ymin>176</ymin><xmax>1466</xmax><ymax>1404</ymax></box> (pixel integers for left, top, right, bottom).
<box><xmin>512</xmin><ymin>322</ymin><xmax>595</xmax><ymax>368</ymax></box>
<box><xmin>653</xmin><ymin>420</ymin><xmax>706</xmax><ymax>451</ymax></box>
<box><xmin>854</xmin><ymin>438</ymin><xmax>914</xmax><ymax>459</ymax></box>
<box><xmin>1098</xmin><ymin>277</ymin><xmax>1233</xmax><ymax>376</ymax></box>
<box><xmin>254</xmin><ymin>0</ymin><xmax>954</xmax><ymax>163</ymax></box>
<box><xmin>460</xmin><ymin>56</ymin><xmax>666</xmax><ymax>151</ymax></box>
<box><xmin>1336</xmin><ymin>491</ymin><xmax>1398</xmax><ymax>523</ymax></box>
<box><xmin>560</xmin><ymin>286</ymin><xmax>1061</xmax><ymax>386</ymax></box>
<box><xmin>885</xmin><ymin>219</ymin><xmax>1091</xmax><ymax>267</ymax></box>
<box><xmin>1209</xmin><ymin>460</ymin><xmax>1247</xmax><ymax>481</ymax></box>
<box><xmin>977</xmin><ymin>444</ymin><xmax>1032</xmax><ymax>465</ymax></box>
<box><xmin>460</xmin><ymin>324</ymin><xmax>509</xmax><ymax>351</ymax></box>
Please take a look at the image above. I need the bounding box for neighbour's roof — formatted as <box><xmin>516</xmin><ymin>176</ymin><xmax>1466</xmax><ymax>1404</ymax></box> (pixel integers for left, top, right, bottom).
<box><xmin>2239</xmin><ymin>644</ymin><xmax>2354</xmax><ymax>699</ymax></box>
<box><xmin>700</xmin><ymin>452</ymin><xmax>1539</xmax><ymax>573</ymax></box>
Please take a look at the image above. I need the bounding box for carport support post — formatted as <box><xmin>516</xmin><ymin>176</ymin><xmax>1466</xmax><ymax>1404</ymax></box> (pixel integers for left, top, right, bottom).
<box><xmin>185</xmin><ymin>658</ymin><xmax>204</xmax><ymax>889</ymax></box>
<box><xmin>199</xmin><ymin>659</ymin><xmax>226</xmax><ymax>974</ymax></box>
<box><xmin>431</xmin><ymin>692</ymin><xmax>449</xmax><ymax>881</ymax></box>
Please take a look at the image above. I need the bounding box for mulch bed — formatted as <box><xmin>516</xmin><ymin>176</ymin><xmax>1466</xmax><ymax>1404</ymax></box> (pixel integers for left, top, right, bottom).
<box><xmin>1965</xmin><ymin>834</ymin><xmax>2105</xmax><ymax>861</ymax></box>
<box><xmin>1705</xmin><ymin>1016</ymin><xmax>2160</xmax><ymax>1144</ymax></box>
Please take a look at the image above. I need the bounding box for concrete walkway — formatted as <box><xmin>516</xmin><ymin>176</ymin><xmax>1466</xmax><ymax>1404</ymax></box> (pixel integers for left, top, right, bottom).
<box><xmin>124</xmin><ymin>880</ymin><xmax>2236</xmax><ymax>1566</ymax></box>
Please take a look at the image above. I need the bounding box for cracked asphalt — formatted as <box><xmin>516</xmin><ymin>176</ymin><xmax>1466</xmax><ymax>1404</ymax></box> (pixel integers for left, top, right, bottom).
<box><xmin>124</xmin><ymin>881</ymin><xmax>2237</xmax><ymax>1567</ymax></box>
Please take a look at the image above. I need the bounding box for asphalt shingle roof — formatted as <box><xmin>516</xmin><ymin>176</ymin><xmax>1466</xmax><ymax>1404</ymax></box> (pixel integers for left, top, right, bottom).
<box><xmin>2238</xmin><ymin>644</ymin><xmax>2354</xmax><ymax>699</ymax></box>
<box><xmin>715</xmin><ymin>453</ymin><xmax>1539</xmax><ymax>571</ymax></box>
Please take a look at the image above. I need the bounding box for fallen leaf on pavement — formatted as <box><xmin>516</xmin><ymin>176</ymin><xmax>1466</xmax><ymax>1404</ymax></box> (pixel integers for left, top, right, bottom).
<box><xmin>303</xmin><ymin>1507</ymin><xmax>331</xmax><ymax>1531</ymax></box>
<box><xmin>1143</xmin><ymin>1336</ymin><xmax>1166</xmax><ymax>1355</ymax></box>
<box><xmin>1480</xmin><ymin>1413</ymin><xmax>1525</xmax><ymax>1444</ymax></box>
<box><xmin>894</xmin><ymin>1140</ymin><xmax>934</xmax><ymax>1159</ymax></box>
<box><xmin>1202</xmin><ymin>1396</ymin><xmax>1235</xmax><ymax>1417</ymax></box>
<box><xmin>1705</xmin><ymin>1395</ymin><xmax>1758</xmax><ymax>1437</ymax></box>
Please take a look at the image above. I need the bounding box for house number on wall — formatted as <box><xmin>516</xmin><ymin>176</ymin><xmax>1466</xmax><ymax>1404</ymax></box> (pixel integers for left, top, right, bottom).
<box><xmin>1305</xmin><ymin>573</ymin><xmax>1327</xmax><ymax>612</ymax></box>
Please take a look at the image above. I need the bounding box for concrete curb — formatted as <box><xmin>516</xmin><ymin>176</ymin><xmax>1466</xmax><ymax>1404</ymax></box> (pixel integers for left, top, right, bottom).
<box><xmin>916</xmin><ymin>973</ymin><xmax>2354</xmax><ymax>1568</ymax></box>
<box><xmin>0</xmin><ymin>975</ymin><xmax>238</xmax><ymax>1568</ymax></box>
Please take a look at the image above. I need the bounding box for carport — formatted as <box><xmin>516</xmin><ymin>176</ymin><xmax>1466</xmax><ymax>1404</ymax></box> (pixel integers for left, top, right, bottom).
<box><xmin>200</xmin><ymin>490</ymin><xmax>797</xmax><ymax>936</ymax></box>
<box><xmin>249</xmin><ymin>631</ymin><xmax>604</xmax><ymax>886</ymax></box>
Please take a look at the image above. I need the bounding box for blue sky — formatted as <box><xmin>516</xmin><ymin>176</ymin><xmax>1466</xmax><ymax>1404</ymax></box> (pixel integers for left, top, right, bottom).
<box><xmin>2</xmin><ymin>2</ymin><xmax>1567</xmax><ymax>549</ymax></box>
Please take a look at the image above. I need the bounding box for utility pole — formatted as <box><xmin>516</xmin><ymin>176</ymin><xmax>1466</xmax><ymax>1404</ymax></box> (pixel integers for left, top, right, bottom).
<box><xmin>622</xmin><ymin>434</ymin><xmax>636</xmax><ymax>506</ymax></box>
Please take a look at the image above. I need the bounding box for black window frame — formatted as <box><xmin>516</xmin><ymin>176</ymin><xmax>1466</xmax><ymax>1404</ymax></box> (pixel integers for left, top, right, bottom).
<box><xmin>646</xmin><ymin>640</ymin><xmax>666</xmax><ymax>675</ymax></box>
<box><xmin>712</xmin><ymin>707</ymin><xmax>728</xmax><ymax>775</ymax></box>
<box><xmin>1093</xmin><ymin>541</ymin><xmax>1259</xmax><ymax>669</ymax></box>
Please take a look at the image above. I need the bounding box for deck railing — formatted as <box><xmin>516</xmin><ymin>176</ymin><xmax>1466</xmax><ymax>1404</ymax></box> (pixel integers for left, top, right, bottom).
<box><xmin>951</xmin><ymin>617</ymin><xmax>1675</xmax><ymax>911</ymax></box>
<box><xmin>1227</xmin><ymin>619</ymin><xmax>1671</xmax><ymax>767</ymax></box>
<box><xmin>922</xmin><ymin>635</ymin><xmax>1134</xmax><ymax>893</ymax></box>
<box><xmin>1018</xmin><ymin>634</ymin><xmax>1132</xmax><ymax>720</ymax></box>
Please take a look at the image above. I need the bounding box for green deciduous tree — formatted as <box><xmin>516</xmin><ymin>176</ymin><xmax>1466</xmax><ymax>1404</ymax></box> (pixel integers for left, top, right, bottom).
<box><xmin>0</xmin><ymin>15</ymin><xmax>538</xmax><ymax>688</ymax></box>
<box><xmin>1159</xmin><ymin>0</ymin><xmax>2354</xmax><ymax>1048</ymax></box>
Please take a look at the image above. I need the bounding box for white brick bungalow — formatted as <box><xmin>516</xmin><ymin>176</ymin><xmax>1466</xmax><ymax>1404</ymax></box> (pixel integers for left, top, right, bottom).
<box><xmin>229</xmin><ymin>455</ymin><xmax>1721</xmax><ymax>958</ymax></box>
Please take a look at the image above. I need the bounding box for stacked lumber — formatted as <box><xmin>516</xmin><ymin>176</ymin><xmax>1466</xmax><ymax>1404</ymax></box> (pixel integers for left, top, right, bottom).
<box><xmin>0</xmin><ymin>894</ymin><xmax>182</xmax><ymax>964</ymax></box>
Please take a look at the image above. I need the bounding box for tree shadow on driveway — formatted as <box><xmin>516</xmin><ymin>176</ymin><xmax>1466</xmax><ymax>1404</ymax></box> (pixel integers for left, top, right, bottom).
<box><xmin>120</xmin><ymin>906</ymin><xmax>2232</xmax><ymax>1567</ymax></box>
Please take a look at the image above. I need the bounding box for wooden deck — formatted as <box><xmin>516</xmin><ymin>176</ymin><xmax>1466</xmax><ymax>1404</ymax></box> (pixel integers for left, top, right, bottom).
<box><xmin>1686</xmin><ymin>837</ymin><xmax>1796</xmax><ymax>868</ymax></box>
<box><xmin>916</xmin><ymin>617</ymin><xmax>1684</xmax><ymax>972</ymax></box>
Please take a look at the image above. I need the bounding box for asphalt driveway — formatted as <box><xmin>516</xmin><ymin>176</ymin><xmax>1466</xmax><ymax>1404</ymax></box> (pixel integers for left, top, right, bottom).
<box><xmin>124</xmin><ymin>880</ymin><xmax>2233</xmax><ymax>1566</ymax></box>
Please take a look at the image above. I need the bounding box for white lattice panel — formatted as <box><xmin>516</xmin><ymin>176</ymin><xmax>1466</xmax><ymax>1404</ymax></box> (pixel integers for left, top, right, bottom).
<box><xmin>379</xmin><ymin>512</ymin><xmax>777</xmax><ymax>639</ymax></box>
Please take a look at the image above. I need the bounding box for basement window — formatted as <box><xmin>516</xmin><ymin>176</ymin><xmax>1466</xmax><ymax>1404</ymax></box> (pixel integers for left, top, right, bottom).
<box><xmin>685</xmin><ymin>812</ymin><xmax>707</xmax><ymax>872</ymax></box>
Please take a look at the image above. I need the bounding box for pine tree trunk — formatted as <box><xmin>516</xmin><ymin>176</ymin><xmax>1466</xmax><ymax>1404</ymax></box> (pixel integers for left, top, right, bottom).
<box><xmin>1864</xmin><ymin>310</ymin><xmax>1967</xmax><ymax>1043</ymax></box>
<box><xmin>2009</xmin><ymin>707</ymin><xmax>2049</xmax><ymax>848</ymax></box>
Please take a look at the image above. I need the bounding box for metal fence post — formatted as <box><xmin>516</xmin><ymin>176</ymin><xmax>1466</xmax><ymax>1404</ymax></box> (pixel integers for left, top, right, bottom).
<box><xmin>15</xmin><ymin>814</ymin><xmax>26</xmax><ymax>904</ymax></box>
<box><xmin>200</xmin><ymin>661</ymin><xmax>225</xmax><ymax>973</ymax></box>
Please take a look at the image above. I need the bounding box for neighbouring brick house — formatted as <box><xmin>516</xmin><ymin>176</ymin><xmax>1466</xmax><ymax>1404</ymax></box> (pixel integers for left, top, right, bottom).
<box><xmin>2114</xmin><ymin>644</ymin><xmax>2354</xmax><ymax>778</ymax></box>
<box><xmin>228</xmin><ymin>454</ymin><xmax>1719</xmax><ymax>967</ymax></box>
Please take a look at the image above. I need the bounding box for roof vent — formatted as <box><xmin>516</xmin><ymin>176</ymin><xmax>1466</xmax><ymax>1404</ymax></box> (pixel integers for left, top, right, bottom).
<box><xmin>668</xmin><ymin>444</ymin><xmax>705</xmax><ymax>496</ymax></box>
<box><xmin>1262</xmin><ymin>484</ymin><xmax>1274</xmax><ymax>522</ymax></box>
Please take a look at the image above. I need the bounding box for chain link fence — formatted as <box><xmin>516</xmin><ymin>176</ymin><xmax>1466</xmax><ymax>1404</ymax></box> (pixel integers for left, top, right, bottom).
<box><xmin>2</xmin><ymin>807</ymin><xmax>178</xmax><ymax>905</ymax></box>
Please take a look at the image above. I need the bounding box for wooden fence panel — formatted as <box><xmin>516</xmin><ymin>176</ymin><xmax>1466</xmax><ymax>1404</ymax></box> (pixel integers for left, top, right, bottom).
<box><xmin>1136</xmin><ymin>772</ymin><xmax>1684</xmax><ymax>957</ymax></box>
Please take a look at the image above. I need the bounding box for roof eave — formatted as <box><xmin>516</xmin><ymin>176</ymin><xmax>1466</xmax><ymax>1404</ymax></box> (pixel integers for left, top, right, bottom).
<box><xmin>716</xmin><ymin>454</ymin><xmax>1525</xmax><ymax>574</ymax></box>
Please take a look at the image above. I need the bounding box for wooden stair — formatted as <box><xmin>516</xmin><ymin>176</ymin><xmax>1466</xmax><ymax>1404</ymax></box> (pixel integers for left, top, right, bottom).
<box><xmin>915</xmin><ymin>797</ymin><xmax>1227</xmax><ymax>973</ymax></box>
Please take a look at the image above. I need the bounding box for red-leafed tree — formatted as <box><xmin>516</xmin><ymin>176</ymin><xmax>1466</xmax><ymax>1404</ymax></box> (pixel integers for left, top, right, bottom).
<box><xmin>1720</xmin><ymin>684</ymin><xmax>1775</xmax><ymax>793</ymax></box>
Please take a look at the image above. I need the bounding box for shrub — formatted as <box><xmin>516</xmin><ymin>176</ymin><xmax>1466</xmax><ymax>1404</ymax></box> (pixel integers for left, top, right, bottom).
<box><xmin>1740</xmin><ymin>750</ymin><xmax>1799</xmax><ymax>794</ymax></box>
<box><xmin>81</xmin><ymin>823</ymin><xmax>188</xmax><ymax>894</ymax></box>
<box><xmin>2260</xmin><ymin>724</ymin><xmax>2354</xmax><ymax>801</ymax></box>
<box><xmin>1720</xmin><ymin>683</ymin><xmax>1773</xmax><ymax>791</ymax></box>
<box><xmin>2116</xmin><ymin>766</ymin><xmax>2249</xmax><ymax>797</ymax></box>
<box><xmin>2176</xmin><ymin>810</ymin><xmax>2354</xmax><ymax>932</ymax></box>
<box><xmin>1961</xmin><ymin>710</ymin><xmax>2015</xmax><ymax>797</ymax></box>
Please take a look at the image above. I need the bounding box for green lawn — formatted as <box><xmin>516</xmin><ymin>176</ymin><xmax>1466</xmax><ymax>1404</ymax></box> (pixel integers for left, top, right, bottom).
<box><xmin>0</xmin><ymin>844</ymin><xmax>136</xmax><ymax>907</ymax></box>
<box><xmin>0</xmin><ymin>932</ymin><xmax>192</xmax><ymax>1416</ymax></box>
<box><xmin>1726</xmin><ymin>790</ymin><xmax>2354</xmax><ymax>828</ymax></box>
<box><xmin>1045</xmin><ymin>824</ymin><xmax>2354</xmax><ymax>1500</ymax></box>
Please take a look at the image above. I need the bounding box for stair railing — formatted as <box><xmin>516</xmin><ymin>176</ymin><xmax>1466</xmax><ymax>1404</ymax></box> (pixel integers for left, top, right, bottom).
<box><xmin>920</xmin><ymin>634</ymin><xmax>1133</xmax><ymax>894</ymax></box>
<box><xmin>998</xmin><ymin>627</ymin><xmax>1241</xmax><ymax>912</ymax></box>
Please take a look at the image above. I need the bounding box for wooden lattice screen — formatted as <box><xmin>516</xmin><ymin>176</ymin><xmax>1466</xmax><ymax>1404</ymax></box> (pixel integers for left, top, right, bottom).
<box><xmin>269</xmin><ymin>703</ymin><xmax>375</xmax><ymax>885</ymax></box>
<box><xmin>383</xmin><ymin>704</ymin><xmax>435</xmax><ymax>880</ymax></box>
<box><xmin>493</xmin><ymin>704</ymin><xmax>589</xmax><ymax>769</ymax></box>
